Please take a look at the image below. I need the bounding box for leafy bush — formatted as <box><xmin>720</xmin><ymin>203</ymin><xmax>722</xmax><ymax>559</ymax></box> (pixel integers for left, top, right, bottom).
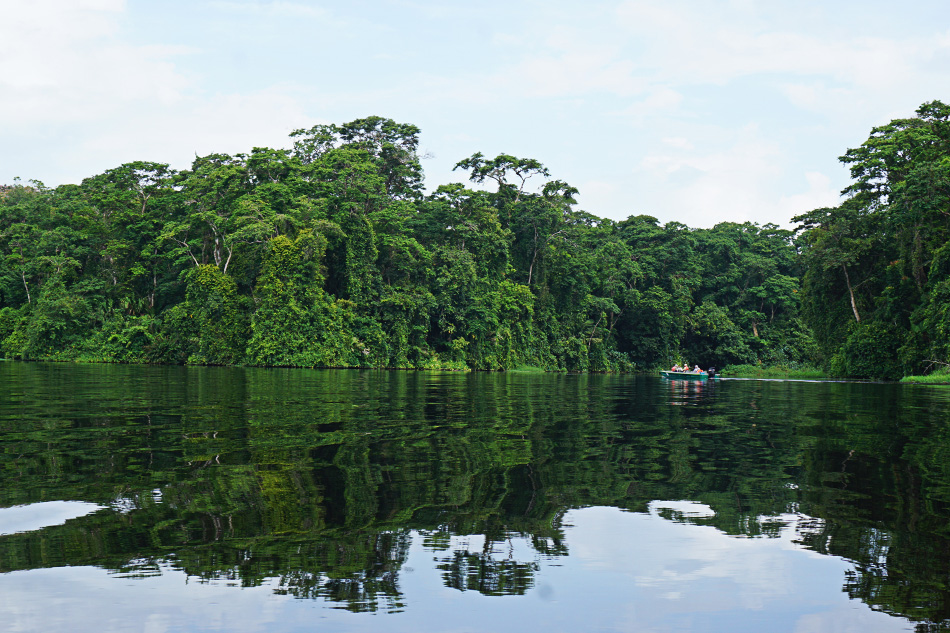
<box><xmin>837</xmin><ymin>322</ymin><xmax>904</xmax><ymax>380</ymax></box>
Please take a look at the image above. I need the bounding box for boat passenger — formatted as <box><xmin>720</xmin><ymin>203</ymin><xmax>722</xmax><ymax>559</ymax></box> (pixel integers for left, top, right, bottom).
<box><xmin>671</xmin><ymin>364</ymin><xmax>681</xmax><ymax>372</ymax></box>
<box><xmin>693</xmin><ymin>364</ymin><xmax>701</xmax><ymax>372</ymax></box>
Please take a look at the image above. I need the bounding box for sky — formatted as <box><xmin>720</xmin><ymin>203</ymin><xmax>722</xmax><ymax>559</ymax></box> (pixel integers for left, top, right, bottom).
<box><xmin>2</xmin><ymin>0</ymin><xmax>950</xmax><ymax>228</ymax></box>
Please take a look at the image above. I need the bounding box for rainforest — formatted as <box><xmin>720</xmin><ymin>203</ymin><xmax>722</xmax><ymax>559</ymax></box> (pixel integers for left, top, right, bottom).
<box><xmin>2</xmin><ymin>101</ymin><xmax>950</xmax><ymax>379</ymax></box>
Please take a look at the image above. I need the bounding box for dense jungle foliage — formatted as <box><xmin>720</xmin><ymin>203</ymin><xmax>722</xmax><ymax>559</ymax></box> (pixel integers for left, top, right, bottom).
<box><xmin>0</xmin><ymin>117</ymin><xmax>811</xmax><ymax>373</ymax></box>
<box><xmin>795</xmin><ymin>100</ymin><xmax>950</xmax><ymax>379</ymax></box>
<box><xmin>2</xmin><ymin>101</ymin><xmax>950</xmax><ymax>377</ymax></box>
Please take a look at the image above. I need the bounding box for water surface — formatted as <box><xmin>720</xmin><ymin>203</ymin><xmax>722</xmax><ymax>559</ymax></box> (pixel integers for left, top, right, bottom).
<box><xmin>2</xmin><ymin>363</ymin><xmax>949</xmax><ymax>631</ymax></box>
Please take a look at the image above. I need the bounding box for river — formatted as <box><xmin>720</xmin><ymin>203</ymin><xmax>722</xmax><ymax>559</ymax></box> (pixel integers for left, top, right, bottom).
<box><xmin>1</xmin><ymin>362</ymin><xmax>948</xmax><ymax>632</ymax></box>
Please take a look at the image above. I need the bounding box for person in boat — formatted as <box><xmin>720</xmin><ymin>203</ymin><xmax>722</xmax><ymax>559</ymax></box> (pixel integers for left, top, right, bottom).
<box><xmin>671</xmin><ymin>364</ymin><xmax>681</xmax><ymax>372</ymax></box>
<box><xmin>693</xmin><ymin>364</ymin><xmax>701</xmax><ymax>372</ymax></box>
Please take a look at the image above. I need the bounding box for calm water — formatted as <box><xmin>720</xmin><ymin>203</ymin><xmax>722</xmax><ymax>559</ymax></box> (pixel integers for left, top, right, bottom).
<box><xmin>2</xmin><ymin>363</ymin><xmax>950</xmax><ymax>632</ymax></box>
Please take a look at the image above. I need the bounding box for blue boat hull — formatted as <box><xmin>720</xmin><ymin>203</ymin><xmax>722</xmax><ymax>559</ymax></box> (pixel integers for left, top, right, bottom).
<box><xmin>660</xmin><ymin>370</ymin><xmax>708</xmax><ymax>380</ymax></box>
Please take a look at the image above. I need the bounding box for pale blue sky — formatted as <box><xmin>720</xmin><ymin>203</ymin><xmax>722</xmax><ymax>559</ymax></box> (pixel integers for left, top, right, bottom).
<box><xmin>3</xmin><ymin>0</ymin><xmax>950</xmax><ymax>227</ymax></box>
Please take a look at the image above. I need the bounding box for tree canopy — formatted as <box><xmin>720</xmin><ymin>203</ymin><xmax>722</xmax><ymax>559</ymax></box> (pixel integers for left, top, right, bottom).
<box><xmin>795</xmin><ymin>100</ymin><xmax>950</xmax><ymax>378</ymax></box>
<box><xmin>9</xmin><ymin>103</ymin><xmax>950</xmax><ymax>378</ymax></box>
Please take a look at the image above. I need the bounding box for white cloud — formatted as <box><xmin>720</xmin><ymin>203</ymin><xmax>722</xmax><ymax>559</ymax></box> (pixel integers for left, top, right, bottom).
<box><xmin>0</xmin><ymin>0</ymin><xmax>321</xmax><ymax>181</ymax></box>
<box><xmin>610</xmin><ymin>87</ymin><xmax>684</xmax><ymax>122</ymax></box>
<box><xmin>61</xmin><ymin>89</ymin><xmax>313</xmax><ymax>178</ymax></box>
<box><xmin>575</xmin><ymin>179</ymin><xmax>625</xmax><ymax>216</ymax></box>
<box><xmin>778</xmin><ymin>171</ymin><xmax>842</xmax><ymax>222</ymax></box>
<box><xmin>614</xmin><ymin>1</ymin><xmax>868</xmax><ymax>82</ymax></box>
<box><xmin>407</xmin><ymin>0</ymin><xmax>949</xmax><ymax>225</ymax></box>
<box><xmin>1</xmin><ymin>0</ymin><xmax>948</xmax><ymax>228</ymax></box>
<box><xmin>499</xmin><ymin>52</ymin><xmax>641</xmax><ymax>99</ymax></box>
<box><xmin>662</xmin><ymin>137</ymin><xmax>694</xmax><ymax>150</ymax></box>
<box><xmin>483</xmin><ymin>25</ymin><xmax>646</xmax><ymax>99</ymax></box>
<box><xmin>77</xmin><ymin>0</ymin><xmax>125</xmax><ymax>9</ymax></box>
<box><xmin>636</xmin><ymin>125</ymin><xmax>790</xmax><ymax>226</ymax></box>
<box><xmin>612</xmin><ymin>0</ymin><xmax>950</xmax><ymax>108</ymax></box>
<box><xmin>0</xmin><ymin>1</ymin><xmax>192</xmax><ymax>125</ymax></box>
<box><xmin>625</xmin><ymin>125</ymin><xmax>844</xmax><ymax>227</ymax></box>
<box><xmin>209</xmin><ymin>1</ymin><xmax>333</xmax><ymax>20</ymax></box>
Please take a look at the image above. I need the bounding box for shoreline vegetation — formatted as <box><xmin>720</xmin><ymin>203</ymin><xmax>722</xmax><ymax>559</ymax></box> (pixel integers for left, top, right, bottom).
<box><xmin>718</xmin><ymin>364</ymin><xmax>827</xmax><ymax>379</ymax></box>
<box><xmin>901</xmin><ymin>367</ymin><xmax>950</xmax><ymax>385</ymax></box>
<box><xmin>3</xmin><ymin>354</ymin><xmax>944</xmax><ymax>384</ymax></box>
<box><xmin>2</xmin><ymin>101</ymin><xmax>950</xmax><ymax>380</ymax></box>
<box><xmin>3</xmin><ymin>354</ymin><xmax>949</xmax><ymax>384</ymax></box>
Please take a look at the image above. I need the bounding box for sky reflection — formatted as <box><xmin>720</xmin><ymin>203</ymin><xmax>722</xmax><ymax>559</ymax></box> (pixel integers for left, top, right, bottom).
<box><xmin>0</xmin><ymin>505</ymin><xmax>912</xmax><ymax>633</ymax></box>
<box><xmin>0</xmin><ymin>501</ymin><xmax>103</xmax><ymax>536</ymax></box>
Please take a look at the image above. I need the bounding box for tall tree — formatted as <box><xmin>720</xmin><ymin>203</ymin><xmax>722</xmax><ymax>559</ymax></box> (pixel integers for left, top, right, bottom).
<box><xmin>796</xmin><ymin>100</ymin><xmax>950</xmax><ymax>377</ymax></box>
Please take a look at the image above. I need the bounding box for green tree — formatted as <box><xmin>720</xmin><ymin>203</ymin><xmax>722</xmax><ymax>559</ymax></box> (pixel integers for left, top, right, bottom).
<box><xmin>796</xmin><ymin>100</ymin><xmax>950</xmax><ymax>376</ymax></box>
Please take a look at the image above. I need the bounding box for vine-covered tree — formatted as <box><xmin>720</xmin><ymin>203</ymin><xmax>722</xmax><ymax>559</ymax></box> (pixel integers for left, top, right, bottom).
<box><xmin>795</xmin><ymin>100</ymin><xmax>950</xmax><ymax>378</ymax></box>
<box><xmin>1</xmin><ymin>116</ymin><xmax>814</xmax><ymax>372</ymax></box>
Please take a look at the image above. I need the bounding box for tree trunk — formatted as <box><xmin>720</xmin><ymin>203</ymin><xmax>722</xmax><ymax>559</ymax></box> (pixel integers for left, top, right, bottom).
<box><xmin>842</xmin><ymin>264</ymin><xmax>861</xmax><ymax>322</ymax></box>
<box><xmin>588</xmin><ymin>312</ymin><xmax>604</xmax><ymax>349</ymax></box>
<box><xmin>21</xmin><ymin>271</ymin><xmax>30</xmax><ymax>304</ymax></box>
<box><xmin>527</xmin><ymin>226</ymin><xmax>540</xmax><ymax>286</ymax></box>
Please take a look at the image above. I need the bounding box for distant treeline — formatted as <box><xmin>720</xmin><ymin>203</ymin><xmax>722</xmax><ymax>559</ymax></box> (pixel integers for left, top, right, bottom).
<box><xmin>1</xmin><ymin>103</ymin><xmax>948</xmax><ymax>377</ymax></box>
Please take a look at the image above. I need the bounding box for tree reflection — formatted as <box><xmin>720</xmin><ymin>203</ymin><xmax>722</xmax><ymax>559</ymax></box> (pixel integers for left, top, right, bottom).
<box><xmin>438</xmin><ymin>549</ymin><xmax>538</xmax><ymax>596</ymax></box>
<box><xmin>2</xmin><ymin>364</ymin><xmax>950</xmax><ymax>626</ymax></box>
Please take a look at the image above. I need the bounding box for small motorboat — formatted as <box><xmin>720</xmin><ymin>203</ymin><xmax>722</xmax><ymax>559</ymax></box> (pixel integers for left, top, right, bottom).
<box><xmin>660</xmin><ymin>370</ymin><xmax>709</xmax><ymax>380</ymax></box>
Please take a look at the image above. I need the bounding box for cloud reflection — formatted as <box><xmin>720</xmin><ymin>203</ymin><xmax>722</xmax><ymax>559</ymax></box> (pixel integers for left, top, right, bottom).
<box><xmin>0</xmin><ymin>505</ymin><xmax>914</xmax><ymax>633</ymax></box>
<box><xmin>0</xmin><ymin>501</ymin><xmax>102</xmax><ymax>536</ymax></box>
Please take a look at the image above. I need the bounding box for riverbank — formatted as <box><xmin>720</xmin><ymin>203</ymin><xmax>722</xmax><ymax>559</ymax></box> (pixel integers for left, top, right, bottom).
<box><xmin>720</xmin><ymin>364</ymin><xmax>827</xmax><ymax>379</ymax></box>
<box><xmin>901</xmin><ymin>368</ymin><xmax>950</xmax><ymax>384</ymax></box>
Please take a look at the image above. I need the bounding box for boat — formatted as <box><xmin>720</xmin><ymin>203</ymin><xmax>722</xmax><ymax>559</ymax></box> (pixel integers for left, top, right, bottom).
<box><xmin>660</xmin><ymin>370</ymin><xmax>709</xmax><ymax>380</ymax></box>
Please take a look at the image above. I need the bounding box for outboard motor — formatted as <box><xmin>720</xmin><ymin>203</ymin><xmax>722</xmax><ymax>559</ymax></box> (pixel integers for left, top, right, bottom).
<box><xmin>707</xmin><ymin>367</ymin><xmax>716</xmax><ymax>378</ymax></box>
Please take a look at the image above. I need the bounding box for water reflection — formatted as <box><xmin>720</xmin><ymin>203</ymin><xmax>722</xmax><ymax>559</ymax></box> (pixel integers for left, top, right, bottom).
<box><xmin>0</xmin><ymin>501</ymin><xmax>103</xmax><ymax>536</ymax></box>
<box><xmin>0</xmin><ymin>363</ymin><xmax>949</xmax><ymax>631</ymax></box>
<box><xmin>664</xmin><ymin>375</ymin><xmax>713</xmax><ymax>404</ymax></box>
<box><xmin>0</xmin><ymin>507</ymin><xmax>912</xmax><ymax>633</ymax></box>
